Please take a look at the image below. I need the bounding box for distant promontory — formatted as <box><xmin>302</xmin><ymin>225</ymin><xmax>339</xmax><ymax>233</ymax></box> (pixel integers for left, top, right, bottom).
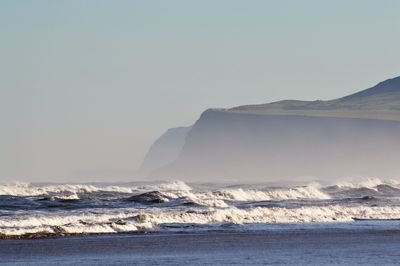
<box><xmin>141</xmin><ymin>76</ymin><xmax>400</xmax><ymax>182</ymax></box>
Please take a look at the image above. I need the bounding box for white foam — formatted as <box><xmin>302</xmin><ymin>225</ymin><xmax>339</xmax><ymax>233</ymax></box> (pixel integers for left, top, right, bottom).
<box><xmin>0</xmin><ymin>181</ymin><xmax>192</xmax><ymax>197</ymax></box>
<box><xmin>2</xmin><ymin>205</ymin><xmax>400</xmax><ymax>236</ymax></box>
<box><xmin>205</xmin><ymin>186</ymin><xmax>330</xmax><ymax>201</ymax></box>
<box><xmin>0</xmin><ymin>181</ymin><xmax>328</xmax><ymax>203</ymax></box>
<box><xmin>3</xmin><ymin>180</ymin><xmax>400</xmax><ymax>237</ymax></box>
<box><xmin>145</xmin><ymin>181</ymin><xmax>192</xmax><ymax>191</ymax></box>
<box><xmin>334</xmin><ymin>178</ymin><xmax>400</xmax><ymax>190</ymax></box>
<box><xmin>148</xmin><ymin>185</ymin><xmax>329</xmax><ymax>207</ymax></box>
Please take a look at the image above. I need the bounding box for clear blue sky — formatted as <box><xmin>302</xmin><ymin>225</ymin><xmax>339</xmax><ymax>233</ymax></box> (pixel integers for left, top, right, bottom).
<box><xmin>1</xmin><ymin>0</ymin><xmax>400</xmax><ymax>182</ymax></box>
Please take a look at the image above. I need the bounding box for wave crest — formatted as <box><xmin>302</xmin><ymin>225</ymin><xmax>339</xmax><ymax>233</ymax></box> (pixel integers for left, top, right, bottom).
<box><xmin>0</xmin><ymin>181</ymin><xmax>192</xmax><ymax>197</ymax></box>
<box><xmin>2</xmin><ymin>205</ymin><xmax>400</xmax><ymax>237</ymax></box>
<box><xmin>208</xmin><ymin>186</ymin><xmax>330</xmax><ymax>201</ymax></box>
<box><xmin>332</xmin><ymin>178</ymin><xmax>400</xmax><ymax>190</ymax></box>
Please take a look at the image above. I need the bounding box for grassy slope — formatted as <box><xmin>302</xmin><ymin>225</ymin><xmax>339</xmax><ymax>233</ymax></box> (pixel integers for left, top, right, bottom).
<box><xmin>227</xmin><ymin>109</ymin><xmax>400</xmax><ymax>121</ymax></box>
<box><xmin>227</xmin><ymin>76</ymin><xmax>400</xmax><ymax>121</ymax></box>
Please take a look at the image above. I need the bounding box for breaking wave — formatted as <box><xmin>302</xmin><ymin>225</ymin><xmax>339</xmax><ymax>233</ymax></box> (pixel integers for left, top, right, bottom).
<box><xmin>332</xmin><ymin>178</ymin><xmax>400</xmax><ymax>190</ymax></box>
<box><xmin>0</xmin><ymin>181</ymin><xmax>191</xmax><ymax>198</ymax></box>
<box><xmin>1</xmin><ymin>178</ymin><xmax>400</xmax><ymax>238</ymax></box>
<box><xmin>2</xmin><ymin>205</ymin><xmax>400</xmax><ymax>237</ymax></box>
<box><xmin>208</xmin><ymin>185</ymin><xmax>330</xmax><ymax>201</ymax></box>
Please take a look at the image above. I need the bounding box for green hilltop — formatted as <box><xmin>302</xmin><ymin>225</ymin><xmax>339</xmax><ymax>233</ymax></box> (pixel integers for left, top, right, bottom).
<box><xmin>228</xmin><ymin>76</ymin><xmax>400</xmax><ymax>121</ymax></box>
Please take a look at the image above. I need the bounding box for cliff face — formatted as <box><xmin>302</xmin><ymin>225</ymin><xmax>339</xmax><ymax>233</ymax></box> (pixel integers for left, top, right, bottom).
<box><xmin>145</xmin><ymin>76</ymin><xmax>400</xmax><ymax>182</ymax></box>
<box><xmin>151</xmin><ymin>110</ymin><xmax>400</xmax><ymax>182</ymax></box>
<box><xmin>140</xmin><ymin>126</ymin><xmax>192</xmax><ymax>176</ymax></box>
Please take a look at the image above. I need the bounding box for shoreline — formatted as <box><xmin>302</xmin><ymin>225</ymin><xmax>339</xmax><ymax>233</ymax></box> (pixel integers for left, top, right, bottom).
<box><xmin>2</xmin><ymin>228</ymin><xmax>400</xmax><ymax>265</ymax></box>
<box><xmin>2</xmin><ymin>220</ymin><xmax>400</xmax><ymax>240</ymax></box>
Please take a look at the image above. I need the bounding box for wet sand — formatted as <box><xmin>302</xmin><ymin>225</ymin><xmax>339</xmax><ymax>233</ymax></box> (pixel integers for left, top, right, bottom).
<box><xmin>1</xmin><ymin>227</ymin><xmax>400</xmax><ymax>265</ymax></box>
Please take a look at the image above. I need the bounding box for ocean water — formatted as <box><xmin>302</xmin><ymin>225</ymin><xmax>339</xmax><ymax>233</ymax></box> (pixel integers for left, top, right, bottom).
<box><xmin>1</xmin><ymin>178</ymin><xmax>400</xmax><ymax>238</ymax></box>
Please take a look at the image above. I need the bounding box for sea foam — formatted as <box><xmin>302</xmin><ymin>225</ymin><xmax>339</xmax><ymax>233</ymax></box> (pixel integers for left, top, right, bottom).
<box><xmin>2</xmin><ymin>179</ymin><xmax>400</xmax><ymax>238</ymax></box>
<box><xmin>2</xmin><ymin>205</ymin><xmax>400</xmax><ymax>236</ymax></box>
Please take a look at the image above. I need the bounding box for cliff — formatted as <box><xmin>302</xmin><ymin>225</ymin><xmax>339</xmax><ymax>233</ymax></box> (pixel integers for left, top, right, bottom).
<box><xmin>143</xmin><ymin>76</ymin><xmax>400</xmax><ymax>182</ymax></box>
<box><xmin>140</xmin><ymin>126</ymin><xmax>192</xmax><ymax>176</ymax></box>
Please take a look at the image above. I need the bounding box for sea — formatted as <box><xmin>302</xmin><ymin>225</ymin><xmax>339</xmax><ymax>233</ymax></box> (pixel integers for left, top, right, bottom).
<box><xmin>2</xmin><ymin>178</ymin><xmax>400</xmax><ymax>265</ymax></box>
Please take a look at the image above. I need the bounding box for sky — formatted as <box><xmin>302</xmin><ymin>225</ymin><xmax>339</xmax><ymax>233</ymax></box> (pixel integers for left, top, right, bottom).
<box><xmin>1</xmin><ymin>0</ymin><xmax>400</xmax><ymax>182</ymax></box>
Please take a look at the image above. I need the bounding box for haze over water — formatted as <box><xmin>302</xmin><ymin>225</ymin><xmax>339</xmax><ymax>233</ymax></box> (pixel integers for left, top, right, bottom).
<box><xmin>2</xmin><ymin>0</ymin><xmax>400</xmax><ymax>182</ymax></box>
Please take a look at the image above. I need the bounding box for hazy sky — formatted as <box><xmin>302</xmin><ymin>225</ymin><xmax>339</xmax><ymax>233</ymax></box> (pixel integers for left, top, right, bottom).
<box><xmin>1</xmin><ymin>0</ymin><xmax>400</xmax><ymax>182</ymax></box>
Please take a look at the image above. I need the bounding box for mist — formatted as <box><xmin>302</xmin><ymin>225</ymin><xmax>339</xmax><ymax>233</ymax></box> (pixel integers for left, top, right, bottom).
<box><xmin>2</xmin><ymin>1</ymin><xmax>400</xmax><ymax>182</ymax></box>
<box><xmin>143</xmin><ymin>109</ymin><xmax>400</xmax><ymax>183</ymax></box>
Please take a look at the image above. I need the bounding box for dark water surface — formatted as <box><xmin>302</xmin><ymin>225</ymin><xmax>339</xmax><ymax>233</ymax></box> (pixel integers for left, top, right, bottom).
<box><xmin>2</xmin><ymin>180</ymin><xmax>400</xmax><ymax>265</ymax></box>
<box><xmin>1</xmin><ymin>227</ymin><xmax>400</xmax><ymax>265</ymax></box>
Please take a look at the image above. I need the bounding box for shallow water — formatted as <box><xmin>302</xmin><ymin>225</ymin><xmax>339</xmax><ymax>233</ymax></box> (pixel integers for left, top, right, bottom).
<box><xmin>2</xmin><ymin>228</ymin><xmax>400</xmax><ymax>265</ymax></box>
